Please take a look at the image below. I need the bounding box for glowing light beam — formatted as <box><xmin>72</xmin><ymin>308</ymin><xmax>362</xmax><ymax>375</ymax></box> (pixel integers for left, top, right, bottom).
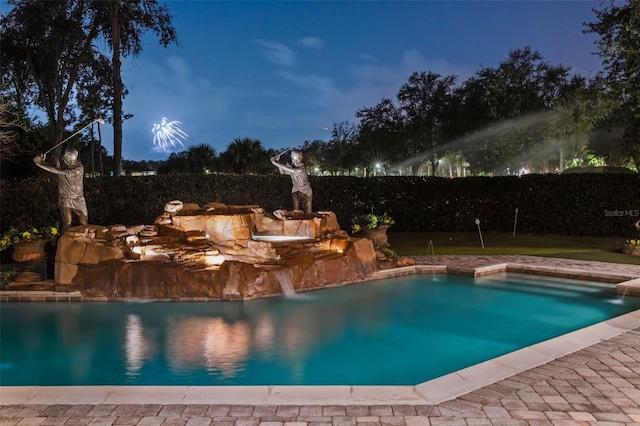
<box><xmin>152</xmin><ymin>117</ymin><xmax>188</xmax><ymax>151</ymax></box>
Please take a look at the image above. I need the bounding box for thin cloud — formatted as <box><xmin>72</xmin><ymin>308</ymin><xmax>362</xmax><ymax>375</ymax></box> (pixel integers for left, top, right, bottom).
<box><xmin>255</xmin><ymin>39</ymin><xmax>295</xmax><ymax>67</ymax></box>
<box><xmin>276</xmin><ymin>70</ymin><xmax>339</xmax><ymax>107</ymax></box>
<box><xmin>359</xmin><ymin>53</ymin><xmax>377</xmax><ymax>62</ymax></box>
<box><xmin>299</xmin><ymin>37</ymin><xmax>324</xmax><ymax>49</ymax></box>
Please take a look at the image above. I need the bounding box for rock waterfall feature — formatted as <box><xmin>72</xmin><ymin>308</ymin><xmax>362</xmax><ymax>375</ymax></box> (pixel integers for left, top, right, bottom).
<box><xmin>53</xmin><ymin>202</ymin><xmax>378</xmax><ymax>300</ymax></box>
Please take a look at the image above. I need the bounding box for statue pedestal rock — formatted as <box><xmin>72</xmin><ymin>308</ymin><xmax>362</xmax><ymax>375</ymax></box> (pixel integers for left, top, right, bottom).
<box><xmin>54</xmin><ymin>202</ymin><xmax>377</xmax><ymax>300</ymax></box>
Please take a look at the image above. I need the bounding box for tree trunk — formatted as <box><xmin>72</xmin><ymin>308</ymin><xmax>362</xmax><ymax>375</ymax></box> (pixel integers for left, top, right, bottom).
<box><xmin>49</xmin><ymin>109</ymin><xmax>65</xmax><ymax>160</ymax></box>
<box><xmin>97</xmin><ymin>121</ymin><xmax>104</xmax><ymax>176</ymax></box>
<box><xmin>89</xmin><ymin>124</ymin><xmax>95</xmax><ymax>175</ymax></box>
<box><xmin>111</xmin><ymin>0</ymin><xmax>123</xmax><ymax>177</ymax></box>
<box><xmin>430</xmin><ymin>157</ymin><xmax>439</xmax><ymax>176</ymax></box>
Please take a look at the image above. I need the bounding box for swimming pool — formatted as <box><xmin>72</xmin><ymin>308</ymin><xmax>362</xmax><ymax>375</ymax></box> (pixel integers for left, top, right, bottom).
<box><xmin>1</xmin><ymin>272</ymin><xmax>638</xmax><ymax>386</ymax></box>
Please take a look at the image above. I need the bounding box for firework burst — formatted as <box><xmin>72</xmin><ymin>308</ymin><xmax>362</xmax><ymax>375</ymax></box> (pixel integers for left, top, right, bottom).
<box><xmin>152</xmin><ymin>117</ymin><xmax>188</xmax><ymax>151</ymax></box>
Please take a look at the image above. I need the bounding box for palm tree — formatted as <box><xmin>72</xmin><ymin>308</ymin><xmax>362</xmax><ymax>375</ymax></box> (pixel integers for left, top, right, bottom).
<box><xmin>186</xmin><ymin>143</ymin><xmax>217</xmax><ymax>173</ymax></box>
<box><xmin>221</xmin><ymin>138</ymin><xmax>267</xmax><ymax>174</ymax></box>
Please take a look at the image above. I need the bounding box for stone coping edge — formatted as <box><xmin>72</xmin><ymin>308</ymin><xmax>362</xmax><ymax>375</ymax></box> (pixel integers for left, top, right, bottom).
<box><xmin>1</xmin><ymin>261</ymin><xmax>637</xmax><ymax>302</ymax></box>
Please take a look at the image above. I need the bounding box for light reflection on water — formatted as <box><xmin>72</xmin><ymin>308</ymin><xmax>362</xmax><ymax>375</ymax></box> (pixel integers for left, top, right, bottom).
<box><xmin>118</xmin><ymin>293</ymin><xmax>343</xmax><ymax>382</ymax></box>
<box><xmin>124</xmin><ymin>315</ymin><xmax>151</xmax><ymax>377</ymax></box>
<box><xmin>166</xmin><ymin>317</ymin><xmax>250</xmax><ymax>377</ymax></box>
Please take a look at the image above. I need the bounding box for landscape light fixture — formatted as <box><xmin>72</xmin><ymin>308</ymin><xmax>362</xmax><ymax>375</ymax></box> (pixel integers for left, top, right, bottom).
<box><xmin>475</xmin><ymin>218</ymin><xmax>485</xmax><ymax>248</ymax></box>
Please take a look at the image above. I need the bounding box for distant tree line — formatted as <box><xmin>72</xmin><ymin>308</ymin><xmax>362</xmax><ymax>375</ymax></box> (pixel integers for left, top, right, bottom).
<box><xmin>157</xmin><ymin>138</ymin><xmax>279</xmax><ymax>175</ymax></box>
<box><xmin>1</xmin><ymin>0</ymin><xmax>639</xmax><ymax>179</ymax></box>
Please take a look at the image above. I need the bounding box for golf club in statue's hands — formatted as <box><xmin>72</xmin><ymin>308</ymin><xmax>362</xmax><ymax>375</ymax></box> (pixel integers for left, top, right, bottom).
<box><xmin>43</xmin><ymin>118</ymin><xmax>106</xmax><ymax>156</ymax></box>
<box><xmin>276</xmin><ymin>125</ymin><xmax>329</xmax><ymax>158</ymax></box>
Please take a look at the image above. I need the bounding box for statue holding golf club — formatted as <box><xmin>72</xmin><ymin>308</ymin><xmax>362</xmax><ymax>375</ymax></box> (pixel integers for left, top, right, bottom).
<box><xmin>33</xmin><ymin>118</ymin><xmax>103</xmax><ymax>233</ymax></box>
<box><xmin>270</xmin><ymin>126</ymin><xmax>328</xmax><ymax>215</ymax></box>
<box><xmin>34</xmin><ymin>148</ymin><xmax>87</xmax><ymax>234</ymax></box>
<box><xmin>271</xmin><ymin>150</ymin><xmax>313</xmax><ymax>215</ymax></box>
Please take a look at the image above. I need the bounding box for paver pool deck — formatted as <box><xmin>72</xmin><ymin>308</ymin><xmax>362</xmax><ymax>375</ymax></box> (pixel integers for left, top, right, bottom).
<box><xmin>2</xmin><ymin>255</ymin><xmax>640</xmax><ymax>425</ymax></box>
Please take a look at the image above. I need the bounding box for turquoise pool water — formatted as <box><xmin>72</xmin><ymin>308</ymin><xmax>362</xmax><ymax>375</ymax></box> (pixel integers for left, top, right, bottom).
<box><xmin>1</xmin><ymin>273</ymin><xmax>639</xmax><ymax>386</ymax></box>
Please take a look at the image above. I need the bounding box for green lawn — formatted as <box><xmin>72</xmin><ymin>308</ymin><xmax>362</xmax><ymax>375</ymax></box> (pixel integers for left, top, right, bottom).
<box><xmin>387</xmin><ymin>232</ymin><xmax>640</xmax><ymax>265</ymax></box>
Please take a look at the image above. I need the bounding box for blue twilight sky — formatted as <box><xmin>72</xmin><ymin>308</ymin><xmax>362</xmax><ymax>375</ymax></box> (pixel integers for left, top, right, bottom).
<box><xmin>81</xmin><ymin>1</ymin><xmax>609</xmax><ymax>160</ymax></box>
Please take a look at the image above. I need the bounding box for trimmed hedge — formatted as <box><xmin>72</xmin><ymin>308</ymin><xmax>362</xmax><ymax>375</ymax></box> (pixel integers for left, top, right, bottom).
<box><xmin>1</xmin><ymin>173</ymin><xmax>638</xmax><ymax>237</ymax></box>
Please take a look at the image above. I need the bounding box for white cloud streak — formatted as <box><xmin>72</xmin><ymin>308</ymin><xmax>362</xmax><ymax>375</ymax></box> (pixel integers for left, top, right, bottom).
<box><xmin>299</xmin><ymin>37</ymin><xmax>324</xmax><ymax>49</ymax></box>
<box><xmin>255</xmin><ymin>39</ymin><xmax>296</xmax><ymax>67</ymax></box>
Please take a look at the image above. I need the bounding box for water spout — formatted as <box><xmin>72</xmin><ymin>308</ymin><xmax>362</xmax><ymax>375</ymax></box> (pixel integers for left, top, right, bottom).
<box><xmin>620</xmin><ymin>285</ymin><xmax>631</xmax><ymax>302</ymax></box>
<box><xmin>609</xmin><ymin>284</ymin><xmax>632</xmax><ymax>305</ymax></box>
<box><xmin>272</xmin><ymin>269</ymin><xmax>296</xmax><ymax>297</ymax></box>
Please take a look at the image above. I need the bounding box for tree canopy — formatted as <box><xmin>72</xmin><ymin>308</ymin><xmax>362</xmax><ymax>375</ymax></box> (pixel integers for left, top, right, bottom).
<box><xmin>585</xmin><ymin>0</ymin><xmax>640</xmax><ymax>168</ymax></box>
<box><xmin>0</xmin><ymin>0</ymin><xmax>177</xmax><ymax>176</ymax></box>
